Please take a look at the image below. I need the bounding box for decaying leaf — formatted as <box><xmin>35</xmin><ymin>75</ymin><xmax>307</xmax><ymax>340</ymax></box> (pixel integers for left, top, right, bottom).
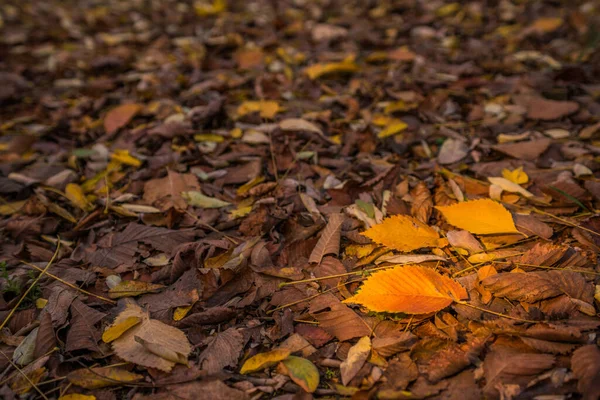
<box><xmin>343</xmin><ymin>265</ymin><xmax>468</xmax><ymax>314</ymax></box>
<box><xmin>309</xmin><ymin>213</ymin><xmax>344</xmax><ymax>264</ymax></box>
<box><xmin>362</xmin><ymin>215</ymin><xmax>445</xmax><ymax>252</ymax></box>
<box><xmin>108</xmin><ymin>280</ymin><xmax>165</xmax><ymax>299</ymax></box>
<box><xmin>304</xmin><ymin>60</ymin><xmax>359</xmax><ymax>79</ymax></box>
<box><xmin>67</xmin><ymin>367</ymin><xmax>144</xmax><ymax>389</ymax></box>
<box><xmin>571</xmin><ymin>345</ymin><xmax>600</xmax><ymax>399</ymax></box>
<box><xmin>104</xmin><ymin>103</ymin><xmax>142</xmax><ymax>135</ymax></box>
<box><xmin>240</xmin><ymin>349</ymin><xmax>291</xmax><ymax>374</ymax></box>
<box><xmin>340</xmin><ymin>336</ymin><xmax>371</xmax><ymax>385</ymax></box>
<box><xmin>279</xmin><ymin>356</ymin><xmax>320</xmax><ymax>393</ymax></box>
<box><xmin>436</xmin><ymin>199</ymin><xmax>519</xmax><ymax>234</ymax></box>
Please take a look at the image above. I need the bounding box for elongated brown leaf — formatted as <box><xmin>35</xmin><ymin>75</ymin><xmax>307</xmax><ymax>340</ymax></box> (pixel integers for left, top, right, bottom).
<box><xmin>572</xmin><ymin>345</ymin><xmax>600</xmax><ymax>400</ymax></box>
<box><xmin>423</xmin><ymin>336</ymin><xmax>487</xmax><ymax>383</ymax></box>
<box><xmin>33</xmin><ymin>312</ymin><xmax>56</xmax><ymax>359</ymax></box>
<box><xmin>340</xmin><ymin>336</ymin><xmax>371</xmax><ymax>385</ymax></box>
<box><xmin>198</xmin><ymin>328</ymin><xmax>245</xmax><ymax>374</ymax></box>
<box><xmin>483</xmin><ymin>351</ymin><xmax>555</xmax><ymax>395</ymax></box>
<box><xmin>65</xmin><ymin>300</ymin><xmax>107</xmax><ymax>353</ymax></box>
<box><xmin>481</xmin><ymin>272</ymin><xmax>562</xmax><ymax>302</ymax></box>
<box><xmin>309</xmin><ymin>293</ymin><xmax>372</xmax><ymax>341</ymax></box>
<box><xmin>309</xmin><ymin>213</ymin><xmax>344</xmax><ymax>264</ymax></box>
<box><xmin>104</xmin><ymin>103</ymin><xmax>142</xmax><ymax>135</ymax></box>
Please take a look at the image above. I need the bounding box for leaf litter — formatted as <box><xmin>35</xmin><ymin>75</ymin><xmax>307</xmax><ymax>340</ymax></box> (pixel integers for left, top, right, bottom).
<box><xmin>1</xmin><ymin>0</ymin><xmax>600</xmax><ymax>399</ymax></box>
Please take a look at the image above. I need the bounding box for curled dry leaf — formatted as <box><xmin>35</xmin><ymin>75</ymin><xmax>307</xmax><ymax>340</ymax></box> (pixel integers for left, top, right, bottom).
<box><xmin>340</xmin><ymin>336</ymin><xmax>371</xmax><ymax>386</ymax></box>
<box><xmin>343</xmin><ymin>265</ymin><xmax>468</xmax><ymax>314</ymax></box>
<box><xmin>436</xmin><ymin>199</ymin><xmax>519</xmax><ymax>234</ymax></box>
<box><xmin>110</xmin><ymin>303</ymin><xmax>191</xmax><ymax>372</ymax></box>
<box><xmin>363</xmin><ymin>214</ymin><xmax>446</xmax><ymax>252</ymax></box>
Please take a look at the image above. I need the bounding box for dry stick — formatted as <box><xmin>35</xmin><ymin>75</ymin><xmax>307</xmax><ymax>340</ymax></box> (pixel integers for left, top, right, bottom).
<box><xmin>19</xmin><ymin>260</ymin><xmax>117</xmax><ymax>305</ymax></box>
<box><xmin>0</xmin><ymin>348</ymin><xmax>59</xmax><ymax>387</ymax></box>
<box><xmin>497</xmin><ymin>260</ymin><xmax>600</xmax><ymax>276</ymax></box>
<box><xmin>454</xmin><ymin>300</ymin><xmax>538</xmax><ymax>324</ymax></box>
<box><xmin>0</xmin><ymin>349</ymin><xmax>49</xmax><ymax>400</ymax></box>
<box><xmin>0</xmin><ymin>241</ymin><xmax>61</xmax><ymax>331</ymax></box>
<box><xmin>268</xmin><ymin>277</ymin><xmax>366</xmax><ymax>314</ymax></box>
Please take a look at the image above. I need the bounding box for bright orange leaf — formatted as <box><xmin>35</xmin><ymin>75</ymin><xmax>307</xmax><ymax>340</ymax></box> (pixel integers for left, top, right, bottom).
<box><xmin>435</xmin><ymin>199</ymin><xmax>519</xmax><ymax>235</ymax></box>
<box><xmin>343</xmin><ymin>265</ymin><xmax>467</xmax><ymax>314</ymax></box>
<box><xmin>362</xmin><ymin>215</ymin><xmax>446</xmax><ymax>252</ymax></box>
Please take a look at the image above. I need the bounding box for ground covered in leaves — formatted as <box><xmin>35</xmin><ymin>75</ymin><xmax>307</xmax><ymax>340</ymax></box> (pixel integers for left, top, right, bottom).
<box><xmin>1</xmin><ymin>0</ymin><xmax>600</xmax><ymax>399</ymax></box>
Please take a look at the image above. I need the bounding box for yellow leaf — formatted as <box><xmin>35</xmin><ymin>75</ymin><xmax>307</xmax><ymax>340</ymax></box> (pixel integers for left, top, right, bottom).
<box><xmin>11</xmin><ymin>367</ymin><xmax>46</xmax><ymax>394</ymax></box>
<box><xmin>194</xmin><ymin>133</ymin><xmax>225</xmax><ymax>143</ymax></box>
<box><xmin>436</xmin><ymin>2</ymin><xmax>460</xmax><ymax>17</ymax></box>
<box><xmin>236</xmin><ymin>101</ymin><xmax>280</xmax><ymax>119</ymax></box>
<box><xmin>488</xmin><ymin>177</ymin><xmax>533</xmax><ymax>198</ymax></box>
<box><xmin>237</xmin><ymin>176</ymin><xmax>265</xmax><ymax>196</ymax></box>
<box><xmin>102</xmin><ymin>316</ymin><xmax>142</xmax><ymax>343</ymax></box>
<box><xmin>340</xmin><ymin>336</ymin><xmax>371</xmax><ymax>386</ymax></box>
<box><xmin>240</xmin><ymin>349</ymin><xmax>291</xmax><ymax>374</ymax></box>
<box><xmin>0</xmin><ymin>200</ymin><xmax>26</xmax><ymax>215</ymax></box>
<box><xmin>35</xmin><ymin>298</ymin><xmax>48</xmax><ymax>309</ymax></box>
<box><xmin>173</xmin><ymin>305</ymin><xmax>193</xmax><ymax>321</ymax></box>
<box><xmin>435</xmin><ymin>199</ymin><xmax>519</xmax><ymax>235</ymax></box>
<box><xmin>59</xmin><ymin>394</ymin><xmax>97</xmax><ymax>400</ymax></box>
<box><xmin>194</xmin><ymin>0</ymin><xmax>226</xmax><ymax>16</ymax></box>
<box><xmin>531</xmin><ymin>17</ymin><xmax>562</xmax><ymax>33</ymax></box>
<box><xmin>279</xmin><ymin>356</ymin><xmax>319</xmax><ymax>393</ymax></box>
<box><xmin>362</xmin><ymin>215</ymin><xmax>444</xmax><ymax>252</ymax></box>
<box><xmin>384</xmin><ymin>100</ymin><xmax>416</xmax><ymax>114</ymax></box>
<box><xmin>108</xmin><ymin>280</ymin><xmax>164</xmax><ymax>299</ymax></box>
<box><xmin>65</xmin><ymin>183</ymin><xmax>94</xmax><ymax>212</ymax></box>
<box><xmin>345</xmin><ymin>243</ymin><xmax>378</xmax><ymax>259</ymax></box>
<box><xmin>378</xmin><ymin>120</ymin><xmax>408</xmax><ymax>138</ymax></box>
<box><xmin>304</xmin><ymin>61</ymin><xmax>359</xmax><ymax>80</ymax></box>
<box><xmin>502</xmin><ymin>167</ymin><xmax>528</xmax><ymax>184</ymax></box>
<box><xmin>343</xmin><ymin>265</ymin><xmax>468</xmax><ymax>314</ymax></box>
<box><xmin>67</xmin><ymin>367</ymin><xmax>143</xmax><ymax>389</ymax></box>
<box><xmin>111</xmin><ymin>149</ymin><xmax>142</xmax><ymax>167</ymax></box>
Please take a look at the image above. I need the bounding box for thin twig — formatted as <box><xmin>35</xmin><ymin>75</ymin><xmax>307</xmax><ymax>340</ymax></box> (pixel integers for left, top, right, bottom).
<box><xmin>454</xmin><ymin>300</ymin><xmax>538</xmax><ymax>324</ymax></box>
<box><xmin>0</xmin><ymin>349</ymin><xmax>48</xmax><ymax>400</ymax></box>
<box><xmin>0</xmin><ymin>241</ymin><xmax>61</xmax><ymax>331</ymax></box>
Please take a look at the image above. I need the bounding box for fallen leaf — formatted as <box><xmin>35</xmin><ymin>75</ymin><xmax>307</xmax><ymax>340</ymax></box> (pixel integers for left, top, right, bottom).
<box><xmin>309</xmin><ymin>213</ymin><xmax>344</xmax><ymax>264</ymax></box>
<box><xmin>236</xmin><ymin>101</ymin><xmax>280</xmax><ymax>119</ymax></box>
<box><xmin>279</xmin><ymin>356</ymin><xmax>320</xmax><ymax>393</ymax></box>
<box><xmin>59</xmin><ymin>394</ymin><xmax>97</xmax><ymax>400</ymax></box>
<box><xmin>182</xmin><ymin>191</ymin><xmax>231</xmax><ymax>208</ymax></box>
<box><xmin>240</xmin><ymin>349</ymin><xmax>291</xmax><ymax>374</ymax></box>
<box><xmin>436</xmin><ymin>199</ymin><xmax>519</xmax><ymax>234</ymax></box>
<box><xmin>572</xmin><ymin>345</ymin><xmax>600</xmax><ymax>400</ymax></box>
<box><xmin>343</xmin><ymin>265</ymin><xmax>468</xmax><ymax>314</ymax></box>
<box><xmin>340</xmin><ymin>336</ymin><xmax>371</xmax><ymax>385</ymax></box>
<box><xmin>502</xmin><ymin>167</ymin><xmax>529</xmax><ymax>184</ymax></box>
<box><xmin>65</xmin><ymin>183</ymin><xmax>94</xmax><ymax>212</ymax></box>
<box><xmin>483</xmin><ymin>351</ymin><xmax>554</xmax><ymax>396</ymax></box>
<box><xmin>378</xmin><ymin>120</ymin><xmax>408</xmax><ymax>139</ymax></box>
<box><xmin>279</xmin><ymin>118</ymin><xmax>323</xmax><ymax>135</ymax></box>
<box><xmin>309</xmin><ymin>293</ymin><xmax>373</xmax><ymax>341</ymax></box>
<box><xmin>515</xmin><ymin>95</ymin><xmax>579</xmax><ymax>120</ymax></box>
<box><xmin>362</xmin><ymin>215</ymin><xmax>445</xmax><ymax>252</ymax></box>
<box><xmin>104</xmin><ymin>104</ymin><xmax>142</xmax><ymax>135</ymax></box>
<box><xmin>135</xmin><ymin>335</ymin><xmax>189</xmax><ymax>366</ymax></box>
<box><xmin>198</xmin><ymin>328</ymin><xmax>245</xmax><ymax>374</ymax></box>
<box><xmin>108</xmin><ymin>280</ymin><xmax>164</xmax><ymax>299</ymax></box>
<box><xmin>111</xmin><ymin>304</ymin><xmax>192</xmax><ymax>372</ymax></box>
<box><xmin>143</xmin><ymin>170</ymin><xmax>200</xmax><ymax>212</ymax></box>
<box><xmin>304</xmin><ymin>60</ymin><xmax>359</xmax><ymax>80</ymax></box>
<box><xmin>488</xmin><ymin>177</ymin><xmax>534</xmax><ymax>198</ymax></box>
<box><xmin>438</xmin><ymin>139</ymin><xmax>469</xmax><ymax>164</ymax></box>
<box><xmin>102</xmin><ymin>316</ymin><xmax>142</xmax><ymax>343</ymax></box>
<box><xmin>493</xmin><ymin>138</ymin><xmax>552</xmax><ymax>161</ymax></box>
<box><xmin>67</xmin><ymin>367</ymin><xmax>143</xmax><ymax>389</ymax></box>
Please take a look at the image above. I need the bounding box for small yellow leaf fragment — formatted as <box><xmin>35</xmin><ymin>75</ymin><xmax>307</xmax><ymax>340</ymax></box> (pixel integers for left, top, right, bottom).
<box><xmin>194</xmin><ymin>133</ymin><xmax>225</xmax><ymax>143</ymax></box>
<box><xmin>35</xmin><ymin>298</ymin><xmax>48</xmax><ymax>309</ymax></box>
<box><xmin>378</xmin><ymin>120</ymin><xmax>408</xmax><ymax>138</ymax></box>
<box><xmin>102</xmin><ymin>316</ymin><xmax>142</xmax><ymax>343</ymax></box>
<box><xmin>502</xmin><ymin>167</ymin><xmax>529</xmax><ymax>184</ymax></box>
<box><xmin>530</xmin><ymin>17</ymin><xmax>562</xmax><ymax>33</ymax></box>
<box><xmin>111</xmin><ymin>149</ymin><xmax>142</xmax><ymax>167</ymax></box>
<box><xmin>0</xmin><ymin>200</ymin><xmax>26</xmax><ymax>215</ymax></box>
<box><xmin>436</xmin><ymin>198</ymin><xmax>519</xmax><ymax>235</ymax></box>
<box><xmin>304</xmin><ymin>61</ymin><xmax>359</xmax><ymax>80</ymax></box>
<box><xmin>279</xmin><ymin>356</ymin><xmax>320</xmax><ymax>393</ymax></box>
<box><xmin>194</xmin><ymin>0</ymin><xmax>226</xmax><ymax>16</ymax></box>
<box><xmin>236</xmin><ymin>101</ymin><xmax>280</xmax><ymax>119</ymax></box>
<box><xmin>173</xmin><ymin>305</ymin><xmax>194</xmax><ymax>321</ymax></box>
<box><xmin>240</xmin><ymin>349</ymin><xmax>291</xmax><ymax>374</ymax></box>
<box><xmin>362</xmin><ymin>215</ymin><xmax>443</xmax><ymax>252</ymax></box>
<box><xmin>108</xmin><ymin>280</ymin><xmax>164</xmax><ymax>299</ymax></box>
<box><xmin>65</xmin><ymin>183</ymin><xmax>94</xmax><ymax>212</ymax></box>
<box><xmin>343</xmin><ymin>265</ymin><xmax>468</xmax><ymax>314</ymax></box>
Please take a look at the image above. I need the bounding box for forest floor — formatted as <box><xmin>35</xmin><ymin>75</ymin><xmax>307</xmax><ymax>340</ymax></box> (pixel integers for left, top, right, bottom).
<box><xmin>1</xmin><ymin>0</ymin><xmax>600</xmax><ymax>399</ymax></box>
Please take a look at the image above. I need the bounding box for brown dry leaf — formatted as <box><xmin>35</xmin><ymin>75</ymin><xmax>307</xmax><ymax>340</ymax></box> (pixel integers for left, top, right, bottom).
<box><xmin>143</xmin><ymin>170</ymin><xmax>200</xmax><ymax>211</ymax></box>
<box><xmin>446</xmin><ymin>230</ymin><xmax>484</xmax><ymax>254</ymax></box>
<box><xmin>132</xmin><ymin>380</ymin><xmax>248</xmax><ymax>400</ymax></box>
<box><xmin>436</xmin><ymin>199</ymin><xmax>519</xmax><ymax>234</ymax></box>
<box><xmin>411</xmin><ymin>182</ymin><xmax>433</xmax><ymax>224</ymax></box>
<box><xmin>198</xmin><ymin>328</ymin><xmax>245</xmax><ymax>374</ymax></box>
<box><xmin>104</xmin><ymin>104</ymin><xmax>142</xmax><ymax>135</ymax></box>
<box><xmin>572</xmin><ymin>345</ymin><xmax>600</xmax><ymax>400</ymax></box>
<box><xmin>110</xmin><ymin>303</ymin><xmax>192</xmax><ymax>372</ymax></box>
<box><xmin>67</xmin><ymin>366</ymin><xmax>144</xmax><ymax>389</ymax></box>
<box><xmin>483</xmin><ymin>350</ymin><xmax>555</xmax><ymax>396</ymax></box>
<box><xmin>372</xmin><ymin>332</ymin><xmax>417</xmax><ymax>357</ymax></box>
<box><xmin>309</xmin><ymin>213</ymin><xmax>344</xmax><ymax>264</ymax></box>
<box><xmin>33</xmin><ymin>312</ymin><xmax>56</xmax><ymax>359</ymax></box>
<box><xmin>492</xmin><ymin>138</ymin><xmax>552</xmax><ymax>161</ymax></box>
<box><xmin>422</xmin><ymin>336</ymin><xmax>487</xmax><ymax>383</ymax></box>
<box><xmin>309</xmin><ymin>293</ymin><xmax>373</xmax><ymax>341</ymax></box>
<box><xmin>65</xmin><ymin>299</ymin><xmax>107</xmax><ymax>353</ymax></box>
<box><xmin>513</xmin><ymin>214</ymin><xmax>553</xmax><ymax>239</ymax></box>
<box><xmin>363</xmin><ymin>214</ymin><xmax>445</xmax><ymax>252</ymax></box>
<box><xmin>340</xmin><ymin>336</ymin><xmax>371</xmax><ymax>386</ymax></box>
<box><xmin>514</xmin><ymin>95</ymin><xmax>579</xmax><ymax>120</ymax></box>
<box><xmin>343</xmin><ymin>265</ymin><xmax>468</xmax><ymax>314</ymax></box>
<box><xmin>108</xmin><ymin>280</ymin><xmax>165</xmax><ymax>299</ymax></box>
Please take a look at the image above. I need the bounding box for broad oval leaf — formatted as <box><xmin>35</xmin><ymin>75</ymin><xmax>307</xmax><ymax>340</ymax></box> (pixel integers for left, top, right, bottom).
<box><xmin>280</xmin><ymin>356</ymin><xmax>320</xmax><ymax>393</ymax></box>
<box><xmin>240</xmin><ymin>349</ymin><xmax>291</xmax><ymax>374</ymax></box>
<box><xmin>343</xmin><ymin>265</ymin><xmax>467</xmax><ymax>314</ymax></box>
<box><xmin>362</xmin><ymin>215</ymin><xmax>444</xmax><ymax>252</ymax></box>
<box><xmin>435</xmin><ymin>199</ymin><xmax>519</xmax><ymax>234</ymax></box>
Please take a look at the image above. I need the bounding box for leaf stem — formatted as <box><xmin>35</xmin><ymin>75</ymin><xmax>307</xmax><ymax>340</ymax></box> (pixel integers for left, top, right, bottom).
<box><xmin>454</xmin><ymin>300</ymin><xmax>537</xmax><ymax>324</ymax></box>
